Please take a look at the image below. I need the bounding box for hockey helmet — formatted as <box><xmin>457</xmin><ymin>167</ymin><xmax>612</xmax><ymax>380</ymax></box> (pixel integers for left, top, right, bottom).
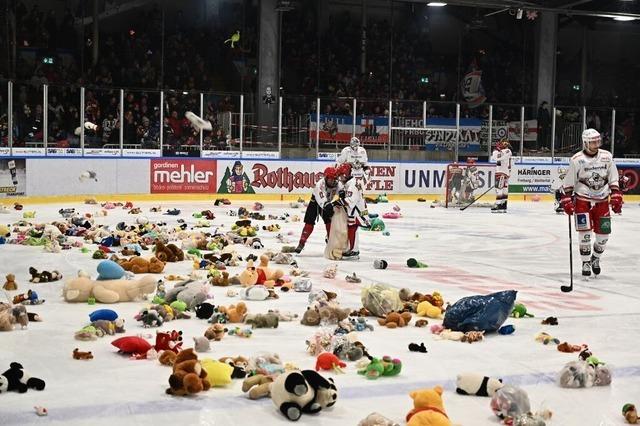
<box><xmin>323</xmin><ymin>166</ymin><xmax>338</xmax><ymax>181</ymax></box>
<box><xmin>350</xmin><ymin>136</ymin><xmax>360</xmax><ymax>150</ymax></box>
<box><xmin>497</xmin><ymin>138</ymin><xmax>510</xmax><ymax>150</ymax></box>
<box><xmin>337</xmin><ymin>163</ymin><xmax>352</xmax><ymax>179</ymax></box>
<box><xmin>582</xmin><ymin>128</ymin><xmax>601</xmax><ymax>153</ymax></box>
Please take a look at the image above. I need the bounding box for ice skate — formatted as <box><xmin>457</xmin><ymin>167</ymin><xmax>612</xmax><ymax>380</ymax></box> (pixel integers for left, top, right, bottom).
<box><xmin>294</xmin><ymin>243</ymin><xmax>304</xmax><ymax>254</ymax></box>
<box><xmin>345</xmin><ymin>273</ymin><xmax>361</xmax><ymax>283</ymax></box>
<box><xmin>591</xmin><ymin>255</ymin><xmax>600</xmax><ymax>276</ymax></box>
<box><xmin>582</xmin><ymin>261</ymin><xmax>591</xmax><ymax>279</ymax></box>
<box><xmin>341</xmin><ymin>250</ymin><xmax>360</xmax><ymax>260</ymax></box>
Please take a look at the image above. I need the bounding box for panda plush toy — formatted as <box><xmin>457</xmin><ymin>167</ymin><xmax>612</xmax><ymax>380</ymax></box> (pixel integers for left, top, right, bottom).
<box><xmin>0</xmin><ymin>362</ymin><xmax>46</xmax><ymax>394</ymax></box>
<box><xmin>271</xmin><ymin>370</ymin><xmax>337</xmax><ymax>421</ymax></box>
<box><xmin>456</xmin><ymin>372</ymin><xmax>503</xmax><ymax>397</ymax></box>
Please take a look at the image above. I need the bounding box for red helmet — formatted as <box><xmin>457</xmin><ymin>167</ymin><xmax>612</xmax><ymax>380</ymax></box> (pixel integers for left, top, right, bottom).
<box><xmin>337</xmin><ymin>163</ymin><xmax>352</xmax><ymax>178</ymax></box>
<box><xmin>323</xmin><ymin>167</ymin><xmax>338</xmax><ymax>180</ymax></box>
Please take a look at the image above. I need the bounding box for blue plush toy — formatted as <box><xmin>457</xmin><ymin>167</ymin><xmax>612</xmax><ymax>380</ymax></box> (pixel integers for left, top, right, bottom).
<box><xmin>89</xmin><ymin>309</ymin><xmax>118</xmax><ymax>322</ymax></box>
<box><xmin>96</xmin><ymin>260</ymin><xmax>126</xmax><ymax>280</ymax></box>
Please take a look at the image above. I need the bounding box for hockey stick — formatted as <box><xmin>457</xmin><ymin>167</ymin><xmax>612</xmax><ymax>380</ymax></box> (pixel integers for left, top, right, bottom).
<box><xmin>561</xmin><ymin>214</ymin><xmax>574</xmax><ymax>293</ymax></box>
<box><xmin>459</xmin><ymin>186</ymin><xmax>495</xmax><ymax>211</ymax></box>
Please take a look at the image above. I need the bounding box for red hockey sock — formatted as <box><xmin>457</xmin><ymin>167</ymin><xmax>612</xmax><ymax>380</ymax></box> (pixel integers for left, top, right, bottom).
<box><xmin>347</xmin><ymin>224</ymin><xmax>357</xmax><ymax>250</ymax></box>
<box><xmin>299</xmin><ymin>223</ymin><xmax>314</xmax><ymax>245</ymax></box>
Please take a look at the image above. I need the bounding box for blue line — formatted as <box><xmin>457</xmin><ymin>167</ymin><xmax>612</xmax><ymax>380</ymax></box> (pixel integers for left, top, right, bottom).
<box><xmin>1</xmin><ymin>365</ymin><xmax>639</xmax><ymax>424</ymax></box>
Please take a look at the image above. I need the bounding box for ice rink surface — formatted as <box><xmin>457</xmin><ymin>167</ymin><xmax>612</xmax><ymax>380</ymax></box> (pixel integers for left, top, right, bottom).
<box><xmin>0</xmin><ymin>199</ymin><xmax>638</xmax><ymax>426</ymax></box>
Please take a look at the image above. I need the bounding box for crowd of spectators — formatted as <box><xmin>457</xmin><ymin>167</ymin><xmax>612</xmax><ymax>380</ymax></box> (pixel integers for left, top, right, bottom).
<box><xmin>0</xmin><ymin>1</ymin><xmax>638</xmax><ymax>154</ymax></box>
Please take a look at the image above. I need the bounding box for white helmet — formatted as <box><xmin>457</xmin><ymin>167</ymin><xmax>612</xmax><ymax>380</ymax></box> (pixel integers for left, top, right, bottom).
<box><xmin>582</xmin><ymin>128</ymin><xmax>601</xmax><ymax>153</ymax></box>
<box><xmin>350</xmin><ymin>137</ymin><xmax>360</xmax><ymax>150</ymax></box>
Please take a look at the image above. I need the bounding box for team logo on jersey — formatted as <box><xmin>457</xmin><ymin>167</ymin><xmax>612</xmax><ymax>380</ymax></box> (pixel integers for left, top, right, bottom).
<box><xmin>579</xmin><ymin>172</ymin><xmax>607</xmax><ymax>191</ymax></box>
<box><xmin>575</xmin><ymin>213</ymin><xmax>590</xmax><ymax>231</ymax></box>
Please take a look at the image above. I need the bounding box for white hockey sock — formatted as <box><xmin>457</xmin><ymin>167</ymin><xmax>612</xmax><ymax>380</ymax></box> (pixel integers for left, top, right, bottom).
<box><xmin>592</xmin><ymin>234</ymin><xmax>608</xmax><ymax>258</ymax></box>
<box><xmin>578</xmin><ymin>231</ymin><xmax>592</xmax><ymax>262</ymax></box>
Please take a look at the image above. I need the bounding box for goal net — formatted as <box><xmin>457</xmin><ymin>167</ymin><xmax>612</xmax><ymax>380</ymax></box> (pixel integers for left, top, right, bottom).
<box><xmin>444</xmin><ymin>163</ymin><xmax>495</xmax><ymax>208</ymax></box>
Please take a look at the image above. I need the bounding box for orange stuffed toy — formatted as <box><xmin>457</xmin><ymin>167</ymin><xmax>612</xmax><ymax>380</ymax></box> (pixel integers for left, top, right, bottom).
<box><xmin>378</xmin><ymin>311</ymin><xmax>412</xmax><ymax>329</ymax></box>
<box><xmin>219</xmin><ymin>302</ymin><xmax>247</xmax><ymax>323</ymax></box>
<box><xmin>256</xmin><ymin>255</ymin><xmax>284</xmax><ymax>287</ymax></box>
<box><xmin>166</xmin><ymin>348</ymin><xmax>211</xmax><ymax>396</ymax></box>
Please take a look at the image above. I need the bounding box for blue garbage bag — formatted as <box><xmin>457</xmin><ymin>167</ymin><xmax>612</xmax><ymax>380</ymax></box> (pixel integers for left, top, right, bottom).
<box><xmin>443</xmin><ymin>290</ymin><xmax>517</xmax><ymax>332</ymax></box>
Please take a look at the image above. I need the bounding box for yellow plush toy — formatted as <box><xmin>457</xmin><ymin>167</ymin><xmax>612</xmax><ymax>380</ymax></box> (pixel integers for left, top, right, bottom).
<box><xmin>406</xmin><ymin>386</ymin><xmax>451</xmax><ymax>426</ymax></box>
<box><xmin>257</xmin><ymin>255</ymin><xmax>284</xmax><ymax>285</ymax></box>
<box><xmin>417</xmin><ymin>301</ymin><xmax>442</xmax><ymax>319</ymax></box>
<box><xmin>200</xmin><ymin>359</ymin><xmax>233</xmax><ymax>387</ymax></box>
<box><xmin>238</xmin><ymin>260</ymin><xmax>259</xmax><ymax>287</ymax></box>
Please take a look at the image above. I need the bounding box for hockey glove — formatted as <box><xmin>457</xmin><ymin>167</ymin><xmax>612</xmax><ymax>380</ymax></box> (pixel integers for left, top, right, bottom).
<box><xmin>560</xmin><ymin>194</ymin><xmax>575</xmax><ymax>215</ymax></box>
<box><xmin>338</xmin><ymin>190</ymin><xmax>346</xmax><ymax>200</ymax></box>
<box><xmin>610</xmin><ymin>189</ymin><xmax>623</xmax><ymax>214</ymax></box>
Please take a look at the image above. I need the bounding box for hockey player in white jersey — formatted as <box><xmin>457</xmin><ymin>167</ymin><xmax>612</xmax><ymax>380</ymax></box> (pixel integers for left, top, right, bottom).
<box><xmin>337</xmin><ymin>137</ymin><xmax>370</xmax><ymax>181</ymax></box>
<box><xmin>550</xmin><ymin>167</ymin><xmax>568</xmax><ymax>214</ymax></box>
<box><xmin>491</xmin><ymin>138</ymin><xmax>513</xmax><ymax>212</ymax></box>
<box><xmin>295</xmin><ymin>167</ymin><xmax>340</xmax><ymax>253</ymax></box>
<box><xmin>336</xmin><ymin>163</ymin><xmax>368</xmax><ymax>259</ymax></box>
<box><xmin>561</xmin><ymin>128</ymin><xmax>622</xmax><ymax>277</ymax></box>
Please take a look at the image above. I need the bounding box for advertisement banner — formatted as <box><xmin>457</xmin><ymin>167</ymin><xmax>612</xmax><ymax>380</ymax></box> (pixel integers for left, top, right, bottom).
<box><xmin>317</xmin><ymin>152</ymin><xmax>338</xmax><ymax>160</ymax></box>
<box><xmin>84</xmin><ymin>148</ymin><xmax>120</xmax><ymax>157</ymax></box>
<box><xmin>150</xmin><ymin>159</ymin><xmax>217</xmax><ymax>194</ymax></box>
<box><xmin>481</xmin><ymin>120</ymin><xmax>509</xmax><ymax>145</ymax></box>
<box><xmin>509</xmin><ymin>119</ymin><xmax>538</xmax><ymax>141</ymax></box>
<box><xmin>201</xmin><ymin>150</ymin><xmax>242</xmax><ymax>159</ymax></box>
<box><xmin>12</xmin><ymin>147</ymin><xmax>45</xmax><ymax>156</ymax></box>
<box><xmin>0</xmin><ymin>147</ymin><xmax>11</xmax><ymax>157</ymax></box>
<box><xmin>0</xmin><ymin>159</ymin><xmax>26</xmax><ymax>197</ymax></box>
<box><xmin>309</xmin><ymin>114</ymin><xmax>389</xmax><ymax>144</ymax></box>
<box><xmin>508</xmin><ymin>165</ymin><xmax>559</xmax><ymax>194</ymax></box>
<box><xmin>46</xmin><ymin>147</ymin><xmax>82</xmax><ymax>156</ymax></box>
<box><xmin>423</xmin><ymin>118</ymin><xmax>483</xmax><ymax>152</ymax></box>
<box><xmin>241</xmin><ymin>151</ymin><xmax>281</xmax><ymax>159</ymax></box>
<box><xmin>123</xmin><ymin>149</ymin><xmax>161</xmax><ymax>157</ymax></box>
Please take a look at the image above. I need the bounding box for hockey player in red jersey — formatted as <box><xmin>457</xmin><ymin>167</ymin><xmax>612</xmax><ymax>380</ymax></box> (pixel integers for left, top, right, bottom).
<box><xmin>561</xmin><ymin>128</ymin><xmax>622</xmax><ymax>277</ymax></box>
<box><xmin>295</xmin><ymin>167</ymin><xmax>340</xmax><ymax>253</ymax></box>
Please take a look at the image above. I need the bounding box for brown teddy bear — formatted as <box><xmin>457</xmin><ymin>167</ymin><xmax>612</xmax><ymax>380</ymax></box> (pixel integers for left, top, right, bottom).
<box><xmin>318</xmin><ymin>306</ymin><xmax>350</xmax><ymax>324</ymax></box>
<box><xmin>218</xmin><ymin>303</ymin><xmax>247</xmax><ymax>323</ymax></box>
<box><xmin>242</xmin><ymin>374</ymin><xmax>273</xmax><ymax>399</ymax></box>
<box><xmin>238</xmin><ymin>260</ymin><xmax>259</xmax><ymax>287</ymax></box>
<box><xmin>256</xmin><ymin>255</ymin><xmax>284</xmax><ymax>286</ymax></box>
<box><xmin>3</xmin><ymin>274</ymin><xmax>17</xmax><ymax>291</ymax></box>
<box><xmin>378</xmin><ymin>311</ymin><xmax>412</xmax><ymax>328</ymax></box>
<box><xmin>204</xmin><ymin>324</ymin><xmax>227</xmax><ymax>341</ymax></box>
<box><xmin>244</xmin><ymin>313</ymin><xmax>279</xmax><ymax>329</ymax></box>
<box><xmin>300</xmin><ymin>308</ymin><xmax>321</xmax><ymax>326</ymax></box>
<box><xmin>155</xmin><ymin>241</ymin><xmax>184</xmax><ymax>263</ymax></box>
<box><xmin>209</xmin><ymin>271</ymin><xmax>230</xmax><ymax>287</ymax></box>
<box><xmin>166</xmin><ymin>348</ymin><xmax>211</xmax><ymax>396</ymax></box>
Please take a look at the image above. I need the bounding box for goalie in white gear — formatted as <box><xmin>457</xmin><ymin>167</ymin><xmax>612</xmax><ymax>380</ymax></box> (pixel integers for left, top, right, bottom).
<box><xmin>491</xmin><ymin>138</ymin><xmax>513</xmax><ymax>212</ymax></box>
<box><xmin>561</xmin><ymin>128</ymin><xmax>622</xmax><ymax>278</ymax></box>
<box><xmin>337</xmin><ymin>137</ymin><xmax>370</xmax><ymax>182</ymax></box>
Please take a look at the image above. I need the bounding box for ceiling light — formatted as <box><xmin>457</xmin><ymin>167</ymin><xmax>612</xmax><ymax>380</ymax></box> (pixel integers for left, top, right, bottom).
<box><xmin>427</xmin><ymin>2</ymin><xmax>447</xmax><ymax>7</ymax></box>
<box><xmin>614</xmin><ymin>16</ymin><xmax>636</xmax><ymax>21</ymax></box>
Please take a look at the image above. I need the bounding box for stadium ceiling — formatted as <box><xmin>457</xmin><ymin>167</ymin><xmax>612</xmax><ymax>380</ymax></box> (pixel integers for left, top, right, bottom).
<box><xmin>402</xmin><ymin>0</ymin><xmax>640</xmax><ymax>20</ymax></box>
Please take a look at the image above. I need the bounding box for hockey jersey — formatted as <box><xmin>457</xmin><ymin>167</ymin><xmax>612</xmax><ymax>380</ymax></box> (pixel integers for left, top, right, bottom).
<box><xmin>312</xmin><ymin>178</ymin><xmax>340</xmax><ymax>207</ymax></box>
<box><xmin>563</xmin><ymin>149</ymin><xmax>619</xmax><ymax>202</ymax></box>
<box><xmin>491</xmin><ymin>148</ymin><xmax>513</xmax><ymax>176</ymax></box>
<box><xmin>337</xmin><ymin>146</ymin><xmax>369</xmax><ymax>178</ymax></box>
<box><xmin>342</xmin><ymin>178</ymin><xmax>366</xmax><ymax>219</ymax></box>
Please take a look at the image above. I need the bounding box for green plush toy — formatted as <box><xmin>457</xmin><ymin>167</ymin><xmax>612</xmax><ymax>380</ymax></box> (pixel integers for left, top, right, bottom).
<box><xmin>357</xmin><ymin>356</ymin><xmax>402</xmax><ymax>379</ymax></box>
<box><xmin>187</xmin><ymin>248</ymin><xmax>202</xmax><ymax>258</ymax></box>
<box><xmin>170</xmin><ymin>300</ymin><xmax>188</xmax><ymax>313</ymax></box>
<box><xmin>511</xmin><ymin>303</ymin><xmax>534</xmax><ymax>318</ymax></box>
<box><xmin>376</xmin><ymin>194</ymin><xmax>389</xmax><ymax>203</ymax></box>
<box><xmin>192</xmin><ymin>212</ymin><xmax>203</xmax><ymax>218</ymax></box>
<box><xmin>407</xmin><ymin>258</ymin><xmax>428</xmax><ymax>268</ymax></box>
<box><xmin>362</xmin><ymin>217</ymin><xmax>385</xmax><ymax>232</ymax></box>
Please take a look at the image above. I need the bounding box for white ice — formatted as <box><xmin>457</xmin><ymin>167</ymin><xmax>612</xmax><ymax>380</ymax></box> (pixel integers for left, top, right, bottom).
<box><xmin>0</xmin><ymin>200</ymin><xmax>638</xmax><ymax>426</ymax></box>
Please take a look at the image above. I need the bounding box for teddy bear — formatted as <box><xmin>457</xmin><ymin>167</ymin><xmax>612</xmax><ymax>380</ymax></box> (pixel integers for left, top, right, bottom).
<box><xmin>238</xmin><ymin>260</ymin><xmax>259</xmax><ymax>287</ymax></box>
<box><xmin>219</xmin><ymin>302</ymin><xmax>248</xmax><ymax>323</ymax></box>
<box><xmin>164</xmin><ymin>280</ymin><xmax>209</xmax><ymax>310</ymax></box>
<box><xmin>219</xmin><ymin>356</ymin><xmax>249</xmax><ymax>378</ymax></box>
<box><xmin>154</xmin><ymin>241</ymin><xmax>184</xmax><ymax>263</ymax></box>
<box><xmin>244</xmin><ymin>313</ymin><xmax>279</xmax><ymax>329</ymax></box>
<box><xmin>204</xmin><ymin>323</ymin><xmax>227</xmax><ymax>341</ymax></box>
<box><xmin>378</xmin><ymin>311</ymin><xmax>412</xmax><ymax>329</ymax></box>
<box><xmin>242</xmin><ymin>374</ymin><xmax>273</xmax><ymax>399</ymax></box>
<box><xmin>256</xmin><ymin>254</ymin><xmax>284</xmax><ymax>286</ymax></box>
<box><xmin>0</xmin><ymin>362</ymin><xmax>46</xmax><ymax>394</ymax></box>
<box><xmin>209</xmin><ymin>270</ymin><xmax>230</xmax><ymax>287</ymax></box>
<box><xmin>3</xmin><ymin>274</ymin><xmax>17</xmax><ymax>291</ymax></box>
<box><xmin>63</xmin><ymin>275</ymin><xmax>157</xmax><ymax>303</ymax></box>
<box><xmin>119</xmin><ymin>256</ymin><xmax>165</xmax><ymax>274</ymax></box>
<box><xmin>406</xmin><ymin>386</ymin><xmax>451</xmax><ymax>426</ymax></box>
<box><xmin>301</xmin><ymin>308</ymin><xmax>321</xmax><ymax>326</ymax></box>
<box><xmin>166</xmin><ymin>348</ymin><xmax>211</xmax><ymax>396</ymax></box>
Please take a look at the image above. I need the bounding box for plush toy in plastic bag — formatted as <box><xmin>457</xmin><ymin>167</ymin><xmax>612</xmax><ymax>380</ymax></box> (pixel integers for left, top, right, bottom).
<box><xmin>490</xmin><ymin>385</ymin><xmax>531</xmax><ymax>420</ymax></box>
<box><xmin>360</xmin><ymin>284</ymin><xmax>403</xmax><ymax>318</ymax></box>
<box><xmin>443</xmin><ymin>290</ymin><xmax>517</xmax><ymax>332</ymax></box>
<box><xmin>558</xmin><ymin>360</ymin><xmax>611</xmax><ymax>388</ymax></box>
